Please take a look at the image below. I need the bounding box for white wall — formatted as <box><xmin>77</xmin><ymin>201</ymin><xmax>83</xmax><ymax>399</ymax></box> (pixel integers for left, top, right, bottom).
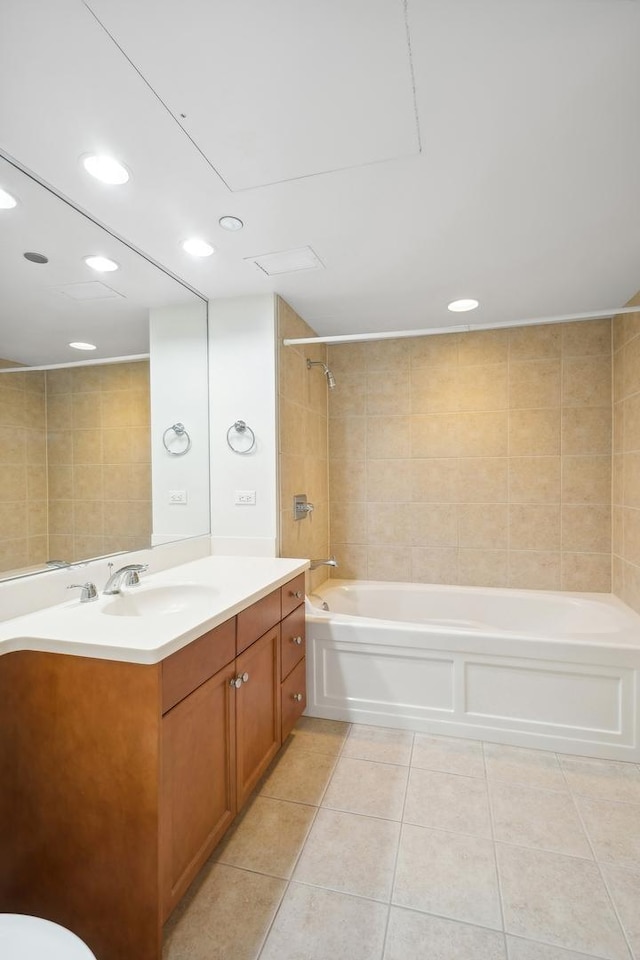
<box><xmin>150</xmin><ymin>302</ymin><xmax>211</xmax><ymax>543</ymax></box>
<box><xmin>209</xmin><ymin>295</ymin><xmax>278</xmax><ymax>556</ymax></box>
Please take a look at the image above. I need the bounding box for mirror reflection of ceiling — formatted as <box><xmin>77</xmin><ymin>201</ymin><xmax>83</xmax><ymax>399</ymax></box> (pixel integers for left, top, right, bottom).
<box><xmin>0</xmin><ymin>157</ymin><xmax>203</xmax><ymax>366</ymax></box>
<box><xmin>2</xmin><ymin>0</ymin><xmax>640</xmax><ymax>336</ymax></box>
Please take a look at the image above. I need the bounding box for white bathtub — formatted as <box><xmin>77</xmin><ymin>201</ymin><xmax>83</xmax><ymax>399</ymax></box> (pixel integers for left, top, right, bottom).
<box><xmin>305</xmin><ymin>580</ymin><xmax>640</xmax><ymax>761</ymax></box>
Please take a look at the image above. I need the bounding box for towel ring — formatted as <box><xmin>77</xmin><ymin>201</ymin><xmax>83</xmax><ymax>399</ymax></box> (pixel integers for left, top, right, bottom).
<box><xmin>163</xmin><ymin>422</ymin><xmax>192</xmax><ymax>456</ymax></box>
<box><xmin>226</xmin><ymin>420</ymin><xmax>256</xmax><ymax>455</ymax></box>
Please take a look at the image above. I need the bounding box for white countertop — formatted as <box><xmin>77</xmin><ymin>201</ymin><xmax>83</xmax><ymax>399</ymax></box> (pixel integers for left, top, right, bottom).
<box><xmin>0</xmin><ymin>555</ymin><xmax>308</xmax><ymax>664</ymax></box>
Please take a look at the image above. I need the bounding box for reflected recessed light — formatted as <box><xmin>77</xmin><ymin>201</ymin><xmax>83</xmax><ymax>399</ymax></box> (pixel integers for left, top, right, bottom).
<box><xmin>448</xmin><ymin>298</ymin><xmax>479</xmax><ymax>312</ymax></box>
<box><xmin>84</xmin><ymin>255</ymin><xmax>119</xmax><ymax>273</ymax></box>
<box><xmin>219</xmin><ymin>216</ymin><xmax>244</xmax><ymax>232</ymax></box>
<box><xmin>69</xmin><ymin>342</ymin><xmax>97</xmax><ymax>351</ymax></box>
<box><xmin>182</xmin><ymin>238</ymin><xmax>215</xmax><ymax>257</ymax></box>
<box><xmin>82</xmin><ymin>154</ymin><xmax>130</xmax><ymax>185</ymax></box>
<box><xmin>0</xmin><ymin>187</ymin><xmax>17</xmax><ymax>209</ymax></box>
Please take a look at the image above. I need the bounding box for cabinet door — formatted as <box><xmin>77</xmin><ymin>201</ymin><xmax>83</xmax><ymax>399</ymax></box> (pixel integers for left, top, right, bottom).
<box><xmin>235</xmin><ymin>626</ymin><xmax>281</xmax><ymax>809</ymax></box>
<box><xmin>280</xmin><ymin>604</ymin><xmax>305</xmax><ymax>681</ymax></box>
<box><xmin>281</xmin><ymin>657</ymin><xmax>307</xmax><ymax>742</ymax></box>
<box><xmin>161</xmin><ymin>663</ymin><xmax>236</xmax><ymax>919</ymax></box>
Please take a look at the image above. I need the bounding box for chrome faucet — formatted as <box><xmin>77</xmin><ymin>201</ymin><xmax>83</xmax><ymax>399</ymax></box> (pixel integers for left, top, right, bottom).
<box><xmin>309</xmin><ymin>556</ymin><xmax>338</xmax><ymax>571</ymax></box>
<box><xmin>67</xmin><ymin>582</ymin><xmax>98</xmax><ymax>603</ymax></box>
<box><xmin>103</xmin><ymin>563</ymin><xmax>148</xmax><ymax>595</ymax></box>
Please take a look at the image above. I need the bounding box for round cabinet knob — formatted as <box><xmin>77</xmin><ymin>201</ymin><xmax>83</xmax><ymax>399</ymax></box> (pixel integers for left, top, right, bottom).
<box><xmin>291</xmin><ymin>589</ymin><xmax>303</xmax><ymax>599</ymax></box>
<box><xmin>230</xmin><ymin>676</ymin><xmax>243</xmax><ymax>689</ymax></box>
<box><xmin>292</xmin><ymin>693</ymin><xmax>303</xmax><ymax>702</ymax></box>
<box><xmin>291</xmin><ymin>636</ymin><xmax>303</xmax><ymax>645</ymax></box>
<box><xmin>241</xmin><ymin>672</ymin><xmax>249</xmax><ymax>684</ymax></box>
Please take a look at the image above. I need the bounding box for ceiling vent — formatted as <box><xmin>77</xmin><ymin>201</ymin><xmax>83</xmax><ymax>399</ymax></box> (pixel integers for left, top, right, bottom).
<box><xmin>54</xmin><ymin>282</ymin><xmax>124</xmax><ymax>301</ymax></box>
<box><xmin>247</xmin><ymin>246</ymin><xmax>324</xmax><ymax>276</ymax></box>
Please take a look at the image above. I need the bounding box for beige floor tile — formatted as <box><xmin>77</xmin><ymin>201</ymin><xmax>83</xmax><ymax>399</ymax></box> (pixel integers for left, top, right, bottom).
<box><xmin>490</xmin><ymin>781</ymin><xmax>592</xmax><ymax>858</ymax></box>
<box><xmin>506</xmin><ymin>937</ymin><xmax>610</xmax><ymax>959</ymax></box>
<box><xmin>260</xmin><ymin>746</ymin><xmax>336</xmax><ymax>805</ymax></box>
<box><xmin>496</xmin><ymin>843</ymin><xmax>629</xmax><ymax>959</ymax></box>
<box><xmin>286</xmin><ymin>716</ymin><xmax>351</xmax><ymax>756</ymax></box>
<box><xmin>322</xmin><ymin>757</ymin><xmax>409</xmax><ymax>820</ymax></box>
<box><xmin>393</xmin><ymin>823</ymin><xmax>502</xmax><ymax>929</ymax></box>
<box><xmin>342</xmin><ymin>723</ymin><xmax>414</xmax><ymax>765</ymax></box>
<box><xmin>412</xmin><ymin>732</ymin><xmax>486</xmax><ymax>777</ymax></box>
<box><xmin>559</xmin><ymin>756</ymin><xmax>640</xmax><ymax>804</ymax></box>
<box><xmin>163</xmin><ymin>862</ymin><xmax>285</xmax><ymax>960</ymax></box>
<box><xmin>293</xmin><ymin>808</ymin><xmax>400</xmax><ymax>901</ymax></box>
<box><xmin>404</xmin><ymin>768</ymin><xmax>492</xmax><ymax>838</ymax></box>
<box><xmin>384</xmin><ymin>906</ymin><xmax>506</xmax><ymax>960</ymax></box>
<box><xmin>484</xmin><ymin>743</ymin><xmax>567</xmax><ymax>791</ymax></box>
<box><xmin>259</xmin><ymin>883</ymin><xmax>388</xmax><ymax>960</ymax></box>
<box><xmin>601</xmin><ymin>863</ymin><xmax>640</xmax><ymax>959</ymax></box>
<box><xmin>576</xmin><ymin>797</ymin><xmax>640</xmax><ymax>867</ymax></box>
<box><xmin>214</xmin><ymin>795</ymin><xmax>315</xmax><ymax>878</ymax></box>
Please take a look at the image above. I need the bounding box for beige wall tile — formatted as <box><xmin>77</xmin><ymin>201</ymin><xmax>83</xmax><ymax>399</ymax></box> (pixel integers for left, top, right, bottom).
<box><xmin>73</xmin><ymin>500</ymin><xmax>104</xmax><ymax>536</ymax></box>
<box><xmin>458</xmin><ymin>329</ymin><xmax>509</xmax><ymax>366</ymax></box>
<box><xmin>72</xmin><ymin>429</ymin><xmax>103</xmax><ymax>464</ymax></box>
<box><xmin>329</xmin><ymin>459</ymin><xmax>366</xmax><ymax>501</ymax></box>
<box><xmin>367</xmin><ymin>371</ymin><xmax>410</xmax><ymax>416</ymax></box>
<box><xmin>72</xmin><ymin>392</ymin><xmax>102</xmax><ymax>429</ymax></box>
<box><xmin>279</xmin><ymin>345</ymin><xmax>306</xmax><ymax>406</ymax></box>
<box><xmin>458</xmin><ymin>503</ymin><xmax>508</xmax><ymax>549</ymax></box>
<box><xmin>28</xmin><ymin>500</ymin><xmax>47</xmax><ymax>537</ymax></box>
<box><xmin>72</xmin><ymin>366</ymin><xmax>103</xmax><ymax>393</ymax></box>
<box><xmin>328</xmin><ymin>372</ymin><xmax>366</xmax><ymax>417</ymax></box>
<box><xmin>508</xmin><ymin>551</ymin><xmax>561</xmax><ymax>590</ymax></box>
<box><xmin>0</xmin><ymin>426</ymin><xmax>26</xmax><ymax>463</ymax></box>
<box><xmin>73</xmin><ymin>535</ymin><xmax>105</xmax><ymax>561</ymax></box>
<box><xmin>562</xmin><ymin>505</ymin><xmax>611</xmax><ymax>553</ymax></box>
<box><xmin>562</xmin><ymin>456</ymin><xmax>611</xmax><ymax>505</ymax></box>
<box><xmin>368</xmin><ymin>502</ymin><xmax>412</xmax><ymax>545</ymax></box>
<box><xmin>562</xmin><ymin>407</ymin><xmax>611</xmax><ymax>455</ymax></box>
<box><xmin>0</xmin><ymin>386</ymin><xmax>25</xmax><ymax>428</ymax></box>
<box><xmin>623</xmin><ymin>393</ymin><xmax>640</xmax><ymax>452</ymax></box>
<box><xmin>458</xmin><ymin>364</ymin><xmax>508</xmax><ymax>412</ymax></box>
<box><xmin>509</xmin><ymin>504</ymin><xmax>561</xmax><ymax>551</ymax></box>
<box><xmin>329</xmin><ymin>543</ymin><xmax>368</xmax><ymax>579</ymax></box>
<box><xmin>367</xmin><ymin>545</ymin><xmax>411</xmax><ymax>581</ymax></box>
<box><xmin>365</xmin><ymin>338</ymin><xmax>411</xmax><ymax>371</ymax></box>
<box><xmin>458</xmin><ymin>411</ymin><xmax>508</xmax><ymax>457</ymax></box>
<box><xmin>0</xmin><ymin>502</ymin><xmax>27</xmax><ymax>540</ymax></box>
<box><xmin>367</xmin><ymin>416</ymin><xmax>411</xmax><ymax>459</ymax></box>
<box><xmin>49</xmin><ymin>499</ymin><xmax>73</xmax><ymax>535</ymax></box>
<box><xmin>412</xmin><ymin>503</ymin><xmax>458</xmax><ymax>547</ymax></box>
<box><xmin>47</xmin><ymin>430</ymin><xmax>73</xmax><ymax>465</ymax></box>
<box><xmin>612</xmin><ymin>555</ymin><xmax>624</xmax><ymax>595</ymax></box>
<box><xmin>561</xmin><ymin>319</ymin><xmax>611</xmax><ymax>357</ymax></box>
<box><xmin>508</xmin><ymin>457</ymin><xmax>561</xmax><ymax>503</ymax></box>
<box><xmin>48</xmin><ymin>465</ymin><xmax>73</xmax><ymax>500</ymax></box>
<box><xmin>613</xmin><ymin>401</ymin><xmax>624</xmax><ymax>453</ymax></box>
<box><xmin>0</xmin><ymin>538</ymin><xmax>28</xmax><ymax>573</ymax></box>
<box><xmin>612</xmin><ymin>505</ymin><xmax>624</xmax><ymax>556</ymax></box>
<box><xmin>26</xmin><ymin>429</ymin><xmax>46</xmax><ymax>464</ymax></box>
<box><xmin>410</xmin><ymin>333</ymin><xmax>459</xmax><ymax>367</ymax></box>
<box><xmin>623</xmin><ymin>452</ymin><xmax>640</xmax><ymax>507</ymax></box>
<box><xmin>411</xmin><ymin>459</ymin><xmax>459</xmax><ymax>502</ymax></box>
<box><xmin>509</xmin><ymin>409</ymin><xmax>560</xmax><ymax>456</ymax></box>
<box><xmin>623</xmin><ymin>507</ymin><xmax>640</xmax><ymax>567</ymax></box>
<box><xmin>613</xmin><ymin>349</ymin><xmax>624</xmax><ymax>404</ymax></box>
<box><xmin>562</xmin><ymin>357</ymin><xmax>611</xmax><ymax>408</ymax></box>
<box><xmin>26</xmin><ymin>465</ymin><xmax>46</xmax><ymax>501</ymax></box>
<box><xmin>613</xmin><ymin>454</ymin><xmax>624</xmax><ymax>506</ymax></box>
<box><xmin>330</xmin><ymin>502</ymin><xmax>367</xmax><ymax>544</ymax></box>
<box><xmin>327</xmin><ymin>342</ymin><xmax>369</xmax><ymax>373</ymax></box>
<box><xmin>411</xmin><ymin>415</ymin><xmax>459</xmax><ymax>458</ymax></box>
<box><xmin>458</xmin><ymin>549</ymin><xmax>508</xmax><ymax>587</ymax></box>
<box><xmin>622</xmin><ymin>559</ymin><xmax>640</xmax><ymax>611</ymax></box>
<box><xmin>329</xmin><ymin>417</ymin><xmax>366</xmax><ymax>460</ymax></box>
<box><xmin>28</xmin><ymin>536</ymin><xmax>47</xmax><ymax>564</ymax></box>
<box><xmin>509</xmin><ymin>325</ymin><xmax>561</xmax><ymax>361</ymax></box>
<box><xmin>622</xmin><ymin>335</ymin><xmax>640</xmax><ymax>399</ymax></box>
<box><xmin>367</xmin><ymin>459</ymin><xmax>412</xmax><ymax>501</ymax></box>
<box><xmin>458</xmin><ymin>458</ymin><xmax>507</xmax><ymax>503</ymax></box>
<box><xmin>45</xmin><ymin>368</ymin><xmax>72</xmax><ymax>394</ymax></box>
<box><xmin>562</xmin><ymin>553</ymin><xmax>611</xmax><ymax>592</ymax></box>
<box><xmin>411</xmin><ymin>547</ymin><xmax>458</xmax><ymax>584</ymax></box>
<box><xmin>509</xmin><ymin>360</ymin><xmax>561</xmax><ymax>409</ymax></box>
<box><xmin>73</xmin><ymin>464</ymin><xmax>104</xmax><ymax>501</ymax></box>
<box><xmin>411</xmin><ymin>366</ymin><xmax>461</xmax><ymax>414</ymax></box>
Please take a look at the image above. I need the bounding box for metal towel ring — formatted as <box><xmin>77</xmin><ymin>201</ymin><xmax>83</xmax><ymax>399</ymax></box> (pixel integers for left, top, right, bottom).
<box><xmin>163</xmin><ymin>422</ymin><xmax>192</xmax><ymax>456</ymax></box>
<box><xmin>226</xmin><ymin>420</ymin><xmax>256</xmax><ymax>455</ymax></box>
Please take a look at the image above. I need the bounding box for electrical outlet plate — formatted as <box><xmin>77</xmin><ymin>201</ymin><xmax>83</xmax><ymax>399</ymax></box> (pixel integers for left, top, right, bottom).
<box><xmin>168</xmin><ymin>490</ymin><xmax>187</xmax><ymax>504</ymax></box>
<box><xmin>235</xmin><ymin>490</ymin><xmax>256</xmax><ymax>505</ymax></box>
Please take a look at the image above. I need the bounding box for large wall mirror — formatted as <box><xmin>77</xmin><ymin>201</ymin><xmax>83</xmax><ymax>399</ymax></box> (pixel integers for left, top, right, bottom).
<box><xmin>0</xmin><ymin>155</ymin><xmax>210</xmax><ymax>581</ymax></box>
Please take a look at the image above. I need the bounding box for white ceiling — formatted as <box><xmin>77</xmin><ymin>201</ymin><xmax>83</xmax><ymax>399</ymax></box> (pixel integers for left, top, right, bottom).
<box><xmin>1</xmin><ymin>0</ymin><xmax>639</xmax><ymax>347</ymax></box>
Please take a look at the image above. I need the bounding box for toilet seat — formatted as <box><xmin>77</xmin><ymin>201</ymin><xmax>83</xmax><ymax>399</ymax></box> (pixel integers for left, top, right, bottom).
<box><xmin>0</xmin><ymin>914</ymin><xmax>96</xmax><ymax>959</ymax></box>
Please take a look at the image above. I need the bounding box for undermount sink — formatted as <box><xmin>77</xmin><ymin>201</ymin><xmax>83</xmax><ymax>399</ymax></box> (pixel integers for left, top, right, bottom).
<box><xmin>100</xmin><ymin>584</ymin><xmax>217</xmax><ymax>617</ymax></box>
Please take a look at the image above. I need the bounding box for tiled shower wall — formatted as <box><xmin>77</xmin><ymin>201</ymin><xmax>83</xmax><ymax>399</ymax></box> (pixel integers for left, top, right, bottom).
<box><xmin>45</xmin><ymin>361</ymin><xmax>152</xmax><ymax>563</ymax></box>
<box><xmin>277</xmin><ymin>297</ymin><xmax>330</xmax><ymax>592</ymax></box>
<box><xmin>0</xmin><ymin>363</ymin><xmax>47</xmax><ymax>573</ymax></box>
<box><xmin>612</xmin><ymin>293</ymin><xmax>640</xmax><ymax>611</ymax></box>
<box><xmin>328</xmin><ymin>321</ymin><xmax>612</xmax><ymax>591</ymax></box>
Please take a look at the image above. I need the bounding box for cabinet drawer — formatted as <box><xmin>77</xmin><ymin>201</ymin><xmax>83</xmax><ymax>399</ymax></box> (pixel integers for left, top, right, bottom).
<box><xmin>236</xmin><ymin>588</ymin><xmax>281</xmax><ymax>656</ymax></box>
<box><xmin>280</xmin><ymin>604</ymin><xmax>305</xmax><ymax>681</ymax></box>
<box><xmin>162</xmin><ymin>618</ymin><xmax>236</xmax><ymax>714</ymax></box>
<box><xmin>281</xmin><ymin>657</ymin><xmax>306</xmax><ymax>742</ymax></box>
<box><xmin>281</xmin><ymin>574</ymin><xmax>305</xmax><ymax>619</ymax></box>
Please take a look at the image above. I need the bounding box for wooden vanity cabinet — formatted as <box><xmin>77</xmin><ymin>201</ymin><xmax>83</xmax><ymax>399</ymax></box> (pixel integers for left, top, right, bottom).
<box><xmin>279</xmin><ymin>583</ymin><xmax>306</xmax><ymax>740</ymax></box>
<box><xmin>235</xmin><ymin>624</ymin><xmax>281</xmax><ymax>808</ymax></box>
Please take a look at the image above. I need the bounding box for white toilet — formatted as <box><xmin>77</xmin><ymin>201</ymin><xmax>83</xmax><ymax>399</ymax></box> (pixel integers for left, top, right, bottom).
<box><xmin>0</xmin><ymin>914</ymin><xmax>97</xmax><ymax>959</ymax></box>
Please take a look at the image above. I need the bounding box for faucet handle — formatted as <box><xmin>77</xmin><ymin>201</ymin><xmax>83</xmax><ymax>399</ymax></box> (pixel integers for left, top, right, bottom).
<box><xmin>68</xmin><ymin>582</ymin><xmax>98</xmax><ymax>603</ymax></box>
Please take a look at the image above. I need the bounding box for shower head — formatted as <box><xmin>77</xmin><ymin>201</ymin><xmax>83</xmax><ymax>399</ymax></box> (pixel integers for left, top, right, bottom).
<box><xmin>306</xmin><ymin>358</ymin><xmax>337</xmax><ymax>390</ymax></box>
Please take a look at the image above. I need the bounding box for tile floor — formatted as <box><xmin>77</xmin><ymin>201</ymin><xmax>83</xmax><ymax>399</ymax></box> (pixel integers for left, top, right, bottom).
<box><xmin>163</xmin><ymin>719</ymin><xmax>640</xmax><ymax>960</ymax></box>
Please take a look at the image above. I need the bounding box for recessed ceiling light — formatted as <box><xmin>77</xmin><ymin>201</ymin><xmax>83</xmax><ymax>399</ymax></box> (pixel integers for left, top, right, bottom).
<box><xmin>69</xmin><ymin>342</ymin><xmax>97</xmax><ymax>351</ymax></box>
<box><xmin>0</xmin><ymin>187</ymin><xmax>17</xmax><ymax>209</ymax></box>
<box><xmin>82</xmin><ymin>154</ymin><xmax>130</xmax><ymax>185</ymax></box>
<box><xmin>84</xmin><ymin>255</ymin><xmax>119</xmax><ymax>273</ymax></box>
<box><xmin>182</xmin><ymin>238</ymin><xmax>215</xmax><ymax>257</ymax></box>
<box><xmin>23</xmin><ymin>252</ymin><xmax>49</xmax><ymax>264</ymax></box>
<box><xmin>219</xmin><ymin>216</ymin><xmax>244</xmax><ymax>232</ymax></box>
<box><xmin>447</xmin><ymin>298</ymin><xmax>479</xmax><ymax>313</ymax></box>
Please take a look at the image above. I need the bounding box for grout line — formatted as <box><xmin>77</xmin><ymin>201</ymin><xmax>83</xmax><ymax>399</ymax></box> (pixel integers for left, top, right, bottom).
<box><xmin>557</xmin><ymin>753</ymin><xmax>635</xmax><ymax>960</ymax></box>
<box><xmin>380</xmin><ymin>730</ymin><xmax>415</xmax><ymax>960</ymax></box>
<box><xmin>483</xmin><ymin>742</ymin><xmax>508</xmax><ymax>949</ymax></box>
